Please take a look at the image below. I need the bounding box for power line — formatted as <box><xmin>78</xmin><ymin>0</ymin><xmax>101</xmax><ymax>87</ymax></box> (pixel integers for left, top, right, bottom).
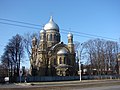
<box><xmin>0</xmin><ymin>21</ymin><xmax>40</xmax><ymax>30</ymax></box>
<box><xmin>60</xmin><ymin>31</ymin><xmax>96</xmax><ymax>39</ymax></box>
<box><xmin>0</xmin><ymin>18</ymin><xmax>42</xmax><ymax>27</ymax></box>
<box><xmin>61</xmin><ymin>29</ymin><xmax>117</xmax><ymax>41</ymax></box>
<box><xmin>0</xmin><ymin>22</ymin><xmax>92</xmax><ymax>38</ymax></box>
<box><xmin>0</xmin><ymin>21</ymin><xmax>100</xmax><ymax>39</ymax></box>
<box><xmin>0</xmin><ymin>18</ymin><xmax>118</xmax><ymax>41</ymax></box>
<box><xmin>0</xmin><ymin>20</ymin><xmax>95</xmax><ymax>39</ymax></box>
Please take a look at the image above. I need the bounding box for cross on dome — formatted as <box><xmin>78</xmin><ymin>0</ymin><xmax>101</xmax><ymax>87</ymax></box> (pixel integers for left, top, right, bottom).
<box><xmin>49</xmin><ymin>16</ymin><xmax>53</xmax><ymax>22</ymax></box>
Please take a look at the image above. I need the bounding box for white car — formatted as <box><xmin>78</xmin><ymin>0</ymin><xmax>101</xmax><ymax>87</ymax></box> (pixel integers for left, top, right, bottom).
<box><xmin>4</xmin><ymin>77</ymin><xmax>9</xmax><ymax>82</ymax></box>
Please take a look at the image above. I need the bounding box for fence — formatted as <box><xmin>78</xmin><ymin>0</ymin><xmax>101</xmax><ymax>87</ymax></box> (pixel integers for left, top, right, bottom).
<box><xmin>16</xmin><ymin>75</ymin><xmax>120</xmax><ymax>82</ymax></box>
<box><xmin>17</xmin><ymin>76</ymin><xmax>79</xmax><ymax>82</ymax></box>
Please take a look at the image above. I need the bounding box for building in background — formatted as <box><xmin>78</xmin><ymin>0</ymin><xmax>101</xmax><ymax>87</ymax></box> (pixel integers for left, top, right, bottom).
<box><xmin>30</xmin><ymin>16</ymin><xmax>76</xmax><ymax>76</ymax></box>
<box><xmin>117</xmin><ymin>53</ymin><xmax>120</xmax><ymax>75</ymax></box>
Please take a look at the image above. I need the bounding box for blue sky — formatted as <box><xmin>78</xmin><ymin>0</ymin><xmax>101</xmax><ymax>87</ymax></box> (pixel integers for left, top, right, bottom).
<box><xmin>0</xmin><ymin>0</ymin><xmax>120</xmax><ymax>68</ymax></box>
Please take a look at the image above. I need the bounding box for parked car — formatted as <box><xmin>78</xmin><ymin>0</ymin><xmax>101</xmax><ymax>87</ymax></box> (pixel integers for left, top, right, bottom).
<box><xmin>4</xmin><ymin>77</ymin><xmax>9</xmax><ymax>83</ymax></box>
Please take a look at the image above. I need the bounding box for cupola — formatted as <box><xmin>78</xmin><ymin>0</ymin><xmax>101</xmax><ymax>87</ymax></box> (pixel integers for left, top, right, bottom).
<box><xmin>44</xmin><ymin>16</ymin><xmax>59</xmax><ymax>32</ymax></box>
<box><xmin>57</xmin><ymin>48</ymin><xmax>68</xmax><ymax>55</ymax></box>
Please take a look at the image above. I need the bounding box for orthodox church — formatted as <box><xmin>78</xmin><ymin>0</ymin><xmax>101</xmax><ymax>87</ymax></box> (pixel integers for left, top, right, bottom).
<box><xmin>30</xmin><ymin>16</ymin><xmax>76</xmax><ymax>76</ymax></box>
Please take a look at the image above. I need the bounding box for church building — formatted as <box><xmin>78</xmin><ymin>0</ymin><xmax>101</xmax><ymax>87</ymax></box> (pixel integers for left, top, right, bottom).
<box><xmin>30</xmin><ymin>16</ymin><xmax>76</xmax><ymax>76</ymax></box>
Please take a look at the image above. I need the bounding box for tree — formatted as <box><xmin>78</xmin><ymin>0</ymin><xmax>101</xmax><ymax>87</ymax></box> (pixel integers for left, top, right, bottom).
<box><xmin>0</xmin><ymin>34</ymin><xmax>24</xmax><ymax>77</ymax></box>
<box><xmin>105</xmin><ymin>41</ymin><xmax>119</xmax><ymax>74</ymax></box>
<box><xmin>23</xmin><ymin>32</ymin><xmax>40</xmax><ymax>76</ymax></box>
<box><xmin>74</xmin><ymin>41</ymin><xmax>81</xmax><ymax>64</ymax></box>
<box><xmin>84</xmin><ymin>38</ymin><xmax>119</xmax><ymax>75</ymax></box>
<box><xmin>23</xmin><ymin>32</ymin><xmax>39</xmax><ymax>60</ymax></box>
<box><xmin>74</xmin><ymin>41</ymin><xmax>86</xmax><ymax>75</ymax></box>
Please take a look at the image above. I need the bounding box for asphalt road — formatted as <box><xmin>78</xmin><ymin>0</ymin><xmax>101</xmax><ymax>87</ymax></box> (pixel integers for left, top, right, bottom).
<box><xmin>76</xmin><ymin>85</ymin><xmax>120</xmax><ymax>90</ymax></box>
<box><xmin>0</xmin><ymin>79</ymin><xmax>120</xmax><ymax>90</ymax></box>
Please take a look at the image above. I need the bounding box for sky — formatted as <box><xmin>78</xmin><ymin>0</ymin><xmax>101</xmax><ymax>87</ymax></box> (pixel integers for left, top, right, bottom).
<box><xmin>0</xmin><ymin>0</ymin><xmax>120</xmax><ymax>68</ymax></box>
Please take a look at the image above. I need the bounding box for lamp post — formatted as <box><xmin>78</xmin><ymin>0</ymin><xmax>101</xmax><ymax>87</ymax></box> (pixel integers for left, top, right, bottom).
<box><xmin>78</xmin><ymin>51</ymin><xmax>81</xmax><ymax>81</ymax></box>
<box><xmin>78</xmin><ymin>43</ymin><xmax>84</xmax><ymax>81</ymax></box>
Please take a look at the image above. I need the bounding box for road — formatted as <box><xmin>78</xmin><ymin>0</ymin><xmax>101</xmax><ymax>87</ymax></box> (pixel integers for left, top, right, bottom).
<box><xmin>0</xmin><ymin>79</ymin><xmax>120</xmax><ymax>90</ymax></box>
<box><xmin>75</xmin><ymin>85</ymin><xmax>120</xmax><ymax>90</ymax></box>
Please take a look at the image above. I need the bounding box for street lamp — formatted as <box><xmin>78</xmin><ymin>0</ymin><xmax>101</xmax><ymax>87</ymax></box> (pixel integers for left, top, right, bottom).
<box><xmin>78</xmin><ymin>51</ymin><xmax>81</xmax><ymax>81</ymax></box>
<box><xmin>78</xmin><ymin>43</ymin><xmax>84</xmax><ymax>81</ymax></box>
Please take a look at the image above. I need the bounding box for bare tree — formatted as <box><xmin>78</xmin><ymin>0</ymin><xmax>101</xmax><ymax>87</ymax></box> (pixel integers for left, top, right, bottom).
<box><xmin>23</xmin><ymin>32</ymin><xmax>40</xmax><ymax>76</ymax></box>
<box><xmin>84</xmin><ymin>38</ymin><xmax>119</xmax><ymax>75</ymax></box>
<box><xmin>0</xmin><ymin>51</ymin><xmax>9</xmax><ymax>77</ymax></box>
<box><xmin>74</xmin><ymin>41</ymin><xmax>86</xmax><ymax>75</ymax></box>
<box><xmin>23</xmin><ymin>32</ymin><xmax>40</xmax><ymax>60</ymax></box>
<box><xmin>0</xmin><ymin>34</ymin><xmax>24</xmax><ymax>77</ymax></box>
<box><xmin>74</xmin><ymin>41</ymin><xmax>81</xmax><ymax>64</ymax></box>
<box><xmin>105</xmin><ymin>41</ymin><xmax>119</xmax><ymax>74</ymax></box>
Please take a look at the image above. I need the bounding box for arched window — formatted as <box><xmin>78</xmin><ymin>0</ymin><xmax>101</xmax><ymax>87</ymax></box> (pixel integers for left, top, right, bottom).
<box><xmin>59</xmin><ymin>57</ymin><xmax>62</xmax><ymax>64</ymax></box>
<box><xmin>68</xmin><ymin>39</ymin><xmax>71</xmax><ymax>43</ymax></box>
<box><xmin>66</xmin><ymin>58</ymin><xmax>68</xmax><ymax>64</ymax></box>
<box><xmin>47</xmin><ymin>34</ymin><xmax>48</xmax><ymax>40</ymax></box>
<box><xmin>56</xmin><ymin>34</ymin><xmax>58</xmax><ymax>41</ymax></box>
<box><xmin>43</xmin><ymin>34</ymin><xmax>46</xmax><ymax>40</ymax></box>
<box><xmin>50</xmin><ymin>34</ymin><xmax>52</xmax><ymax>41</ymax></box>
<box><xmin>56</xmin><ymin>34</ymin><xmax>60</xmax><ymax>41</ymax></box>
<box><xmin>64</xmin><ymin>57</ymin><xmax>66</xmax><ymax>64</ymax></box>
<box><xmin>54</xmin><ymin>58</ymin><xmax>56</xmax><ymax>65</ymax></box>
<box><xmin>54</xmin><ymin>34</ymin><xmax>56</xmax><ymax>41</ymax></box>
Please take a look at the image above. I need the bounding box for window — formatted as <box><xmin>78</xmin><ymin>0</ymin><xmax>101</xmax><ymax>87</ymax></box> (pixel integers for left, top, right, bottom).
<box><xmin>64</xmin><ymin>57</ymin><xmax>66</xmax><ymax>64</ymax></box>
<box><xmin>54</xmin><ymin>58</ymin><xmax>56</xmax><ymax>65</ymax></box>
<box><xmin>47</xmin><ymin>34</ymin><xmax>48</xmax><ymax>40</ymax></box>
<box><xmin>44</xmin><ymin>34</ymin><xmax>46</xmax><ymax>40</ymax></box>
<box><xmin>50</xmin><ymin>34</ymin><xmax>52</xmax><ymax>41</ymax></box>
<box><xmin>54</xmin><ymin>34</ymin><xmax>56</xmax><ymax>41</ymax></box>
<box><xmin>68</xmin><ymin>39</ymin><xmax>71</xmax><ymax>43</ymax></box>
<box><xmin>59</xmin><ymin>57</ymin><xmax>62</xmax><ymax>64</ymax></box>
<box><xmin>56</xmin><ymin>34</ymin><xmax>60</xmax><ymax>41</ymax></box>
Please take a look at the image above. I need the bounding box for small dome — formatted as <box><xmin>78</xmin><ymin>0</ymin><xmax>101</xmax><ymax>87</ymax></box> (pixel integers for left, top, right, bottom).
<box><xmin>32</xmin><ymin>37</ymin><xmax>37</xmax><ymax>44</ymax></box>
<box><xmin>44</xmin><ymin>16</ymin><xmax>59</xmax><ymax>31</ymax></box>
<box><xmin>40</xmin><ymin>29</ymin><xmax>46</xmax><ymax>33</ymax></box>
<box><xmin>67</xmin><ymin>32</ymin><xmax>73</xmax><ymax>37</ymax></box>
<box><xmin>32</xmin><ymin>36</ymin><xmax>37</xmax><ymax>41</ymax></box>
<box><xmin>57</xmin><ymin>48</ymin><xmax>68</xmax><ymax>55</ymax></box>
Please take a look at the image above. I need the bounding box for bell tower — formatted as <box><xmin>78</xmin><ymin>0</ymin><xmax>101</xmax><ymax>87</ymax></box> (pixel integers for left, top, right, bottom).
<box><xmin>31</xmin><ymin>36</ymin><xmax>37</xmax><ymax>64</ymax></box>
<box><xmin>67</xmin><ymin>32</ymin><xmax>74</xmax><ymax>53</ymax></box>
<box><xmin>39</xmin><ymin>29</ymin><xmax>46</xmax><ymax>51</ymax></box>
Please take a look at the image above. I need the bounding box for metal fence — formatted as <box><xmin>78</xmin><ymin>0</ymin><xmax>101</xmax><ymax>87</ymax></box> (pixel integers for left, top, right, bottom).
<box><xmin>16</xmin><ymin>75</ymin><xmax>120</xmax><ymax>82</ymax></box>
<box><xmin>16</xmin><ymin>76</ymin><xmax>79</xmax><ymax>82</ymax></box>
